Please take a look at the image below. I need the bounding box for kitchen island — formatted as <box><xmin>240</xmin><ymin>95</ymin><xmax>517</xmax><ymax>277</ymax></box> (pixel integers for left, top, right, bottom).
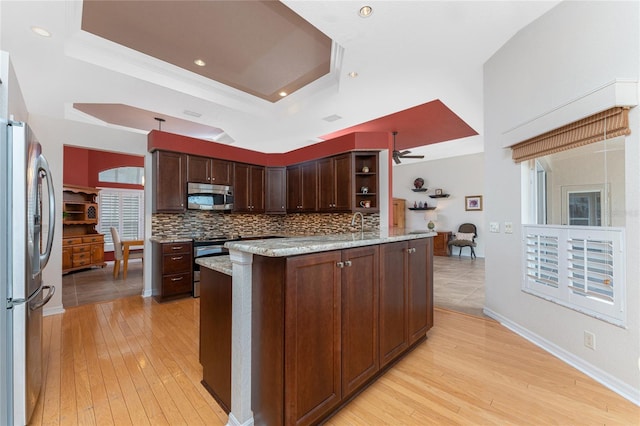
<box><xmin>198</xmin><ymin>229</ymin><xmax>436</xmax><ymax>426</ymax></box>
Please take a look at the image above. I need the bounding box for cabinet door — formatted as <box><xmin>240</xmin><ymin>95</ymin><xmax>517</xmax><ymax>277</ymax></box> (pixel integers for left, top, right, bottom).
<box><xmin>153</xmin><ymin>151</ymin><xmax>186</xmax><ymax>212</ymax></box>
<box><xmin>317</xmin><ymin>157</ymin><xmax>335</xmax><ymax>211</ymax></box>
<box><xmin>286</xmin><ymin>165</ymin><xmax>302</xmax><ymax>211</ymax></box>
<box><xmin>408</xmin><ymin>238</ymin><xmax>432</xmax><ymax>344</ymax></box>
<box><xmin>186</xmin><ymin>155</ymin><xmax>211</xmax><ymax>183</ymax></box>
<box><xmin>265</xmin><ymin>167</ymin><xmax>286</xmax><ymax>214</ymax></box>
<box><xmin>333</xmin><ymin>154</ymin><xmax>352</xmax><ymax>211</ymax></box>
<box><xmin>285</xmin><ymin>251</ymin><xmax>342</xmax><ymax>425</ymax></box>
<box><xmin>90</xmin><ymin>243</ymin><xmax>104</xmax><ymax>264</ymax></box>
<box><xmin>233</xmin><ymin>163</ymin><xmax>251</xmax><ymax>212</ymax></box>
<box><xmin>211</xmin><ymin>159</ymin><xmax>233</xmax><ymax>186</ymax></box>
<box><xmin>250</xmin><ymin>165</ymin><xmax>265</xmax><ymax>213</ymax></box>
<box><xmin>300</xmin><ymin>161</ymin><xmax>317</xmax><ymax>212</ymax></box>
<box><xmin>62</xmin><ymin>247</ymin><xmax>72</xmax><ymax>271</ymax></box>
<box><xmin>379</xmin><ymin>241</ymin><xmax>409</xmax><ymax>367</ymax></box>
<box><xmin>341</xmin><ymin>246</ymin><xmax>379</xmax><ymax>397</ymax></box>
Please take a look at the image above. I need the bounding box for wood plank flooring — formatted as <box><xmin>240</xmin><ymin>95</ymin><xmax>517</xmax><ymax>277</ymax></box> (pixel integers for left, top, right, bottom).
<box><xmin>32</xmin><ymin>295</ymin><xmax>639</xmax><ymax>425</ymax></box>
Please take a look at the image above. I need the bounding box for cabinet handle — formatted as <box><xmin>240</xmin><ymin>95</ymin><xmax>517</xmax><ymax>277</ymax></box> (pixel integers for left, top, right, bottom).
<box><xmin>407</xmin><ymin>248</ymin><xmax>416</xmax><ymax>254</ymax></box>
<box><xmin>171</xmin><ymin>277</ymin><xmax>183</xmax><ymax>281</ymax></box>
<box><xmin>172</xmin><ymin>246</ymin><xmax>182</xmax><ymax>250</ymax></box>
<box><xmin>336</xmin><ymin>261</ymin><xmax>344</xmax><ymax>268</ymax></box>
<box><xmin>171</xmin><ymin>256</ymin><xmax>183</xmax><ymax>260</ymax></box>
<box><xmin>345</xmin><ymin>260</ymin><xmax>352</xmax><ymax>267</ymax></box>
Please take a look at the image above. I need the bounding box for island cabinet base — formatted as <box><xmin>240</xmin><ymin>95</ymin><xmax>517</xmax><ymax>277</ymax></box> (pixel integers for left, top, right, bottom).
<box><xmin>251</xmin><ymin>238</ymin><xmax>433</xmax><ymax>426</ymax></box>
<box><xmin>199</xmin><ymin>267</ymin><xmax>232</xmax><ymax>414</ymax></box>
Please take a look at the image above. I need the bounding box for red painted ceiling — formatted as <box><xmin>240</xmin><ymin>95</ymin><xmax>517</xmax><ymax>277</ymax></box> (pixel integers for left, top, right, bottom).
<box><xmin>321</xmin><ymin>100</ymin><xmax>478</xmax><ymax>150</ymax></box>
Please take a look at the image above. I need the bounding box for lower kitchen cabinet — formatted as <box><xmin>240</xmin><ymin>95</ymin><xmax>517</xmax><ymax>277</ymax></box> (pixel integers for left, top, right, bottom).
<box><xmin>152</xmin><ymin>241</ymin><xmax>193</xmax><ymax>301</ymax></box>
<box><xmin>200</xmin><ymin>267</ymin><xmax>232</xmax><ymax>413</ymax></box>
<box><xmin>251</xmin><ymin>239</ymin><xmax>430</xmax><ymax>426</ymax></box>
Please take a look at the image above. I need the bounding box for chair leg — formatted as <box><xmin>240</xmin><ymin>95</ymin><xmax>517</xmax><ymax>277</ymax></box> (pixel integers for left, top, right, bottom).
<box><xmin>113</xmin><ymin>260</ymin><xmax>120</xmax><ymax>279</ymax></box>
<box><xmin>471</xmin><ymin>246</ymin><xmax>476</xmax><ymax>259</ymax></box>
<box><xmin>458</xmin><ymin>247</ymin><xmax>462</xmax><ymax>257</ymax></box>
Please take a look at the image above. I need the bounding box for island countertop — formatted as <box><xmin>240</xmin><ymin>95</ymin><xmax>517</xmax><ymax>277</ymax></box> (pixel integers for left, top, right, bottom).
<box><xmin>224</xmin><ymin>229</ymin><xmax>436</xmax><ymax>258</ymax></box>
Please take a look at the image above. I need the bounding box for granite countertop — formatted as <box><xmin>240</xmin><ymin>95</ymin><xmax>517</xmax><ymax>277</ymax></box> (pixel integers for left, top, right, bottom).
<box><xmin>149</xmin><ymin>236</ymin><xmax>194</xmax><ymax>244</ymax></box>
<box><xmin>225</xmin><ymin>229</ymin><xmax>436</xmax><ymax>258</ymax></box>
<box><xmin>196</xmin><ymin>256</ymin><xmax>232</xmax><ymax>276</ymax></box>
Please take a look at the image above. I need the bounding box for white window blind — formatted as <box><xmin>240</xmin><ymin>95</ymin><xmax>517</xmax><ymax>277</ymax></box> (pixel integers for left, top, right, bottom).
<box><xmin>523</xmin><ymin>225</ymin><xmax>625</xmax><ymax>327</ymax></box>
<box><xmin>98</xmin><ymin>188</ymin><xmax>144</xmax><ymax>252</ymax></box>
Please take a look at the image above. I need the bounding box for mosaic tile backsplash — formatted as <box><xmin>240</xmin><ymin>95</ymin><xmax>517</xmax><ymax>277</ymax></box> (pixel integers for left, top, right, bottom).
<box><xmin>152</xmin><ymin>210</ymin><xmax>380</xmax><ymax>240</ymax></box>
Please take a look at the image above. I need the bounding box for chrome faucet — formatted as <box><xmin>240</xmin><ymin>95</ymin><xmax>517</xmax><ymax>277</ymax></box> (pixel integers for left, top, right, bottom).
<box><xmin>350</xmin><ymin>212</ymin><xmax>364</xmax><ymax>230</ymax></box>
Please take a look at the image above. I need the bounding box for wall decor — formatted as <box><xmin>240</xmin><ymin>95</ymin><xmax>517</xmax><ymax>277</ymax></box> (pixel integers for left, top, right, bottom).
<box><xmin>465</xmin><ymin>195</ymin><xmax>483</xmax><ymax>211</ymax></box>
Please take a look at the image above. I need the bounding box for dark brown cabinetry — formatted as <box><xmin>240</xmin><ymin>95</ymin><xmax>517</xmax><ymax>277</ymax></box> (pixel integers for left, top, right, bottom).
<box><xmin>152</xmin><ymin>151</ymin><xmax>186</xmax><ymax>213</ymax></box>
<box><xmin>251</xmin><ymin>239</ymin><xmax>430</xmax><ymax>425</ymax></box>
<box><xmin>379</xmin><ymin>238</ymin><xmax>433</xmax><ymax>367</ymax></box>
<box><xmin>286</xmin><ymin>161</ymin><xmax>317</xmax><ymax>212</ymax></box>
<box><xmin>265</xmin><ymin>166</ymin><xmax>286</xmax><ymax>214</ymax></box>
<box><xmin>152</xmin><ymin>241</ymin><xmax>193</xmax><ymax>301</ymax></box>
<box><xmin>317</xmin><ymin>153</ymin><xmax>352</xmax><ymax>212</ymax></box>
<box><xmin>186</xmin><ymin>155</ymin><xmax>233</xmax><ymax>186</ymax></box>
<box><xmin>234</xmin><ymin>163</ymin><xmax>265</xmax><ymax>213</ymax></box>
<box><xmin>200</xmin><ymin>267</ymin><xmax>232</xmax><ymax>413</ymax></box>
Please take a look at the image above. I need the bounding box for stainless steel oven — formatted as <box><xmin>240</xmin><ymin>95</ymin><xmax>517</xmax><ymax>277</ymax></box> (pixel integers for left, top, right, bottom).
<box><xmin>192</xmin><ymin>237</ymin><xmax>234</xmax><ymax>297</ymax></box>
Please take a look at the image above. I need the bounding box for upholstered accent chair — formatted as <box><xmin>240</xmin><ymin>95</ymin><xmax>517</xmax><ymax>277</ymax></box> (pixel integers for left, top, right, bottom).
<box><xmin>448</xmin><ymin>223</ymin><xmax>477</xmax><ymax>259</ymax></box>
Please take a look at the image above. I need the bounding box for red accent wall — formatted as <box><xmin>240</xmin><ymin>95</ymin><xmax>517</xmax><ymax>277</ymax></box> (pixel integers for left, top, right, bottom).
<box><xmin>63</xmin><ymin>146</ymin><xmax>90</xmax><ymax>187</ymax></box>
<box><xmin>63</xmin><ymin>146</ymin><xmax>144</xmax><ymax>190</ymax></box>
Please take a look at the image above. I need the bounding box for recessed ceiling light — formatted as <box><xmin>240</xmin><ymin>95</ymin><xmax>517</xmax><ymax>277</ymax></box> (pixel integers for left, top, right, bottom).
<box><xmin>183</xmin><ymin>110</ymin><xmax>202</xmax><ymax>118</ymax></box>
<box><xmin>194</xmin><ymin>59</ymin><xmax>206</xmax><ymax>67</ymax></box>
<box><xmin>31</xmin><ymin>26</ymin><xmax>51</xmax><ymax>37</ymax></box>
<box><xmin>323</xmin><ymin>114</ymin><xmax>342</xmax><ymax>122</ymax></box>
<box><xmin>279</xmin><ymin>91</ymin><xmax>288</xmax><ymax>97</ymax></box>
<box><xmin>348</xmin><ymin>71</ymin><xmax>359</xmax><ymax>78</ymax></box>
<box><xmin>358</xmin><ymin>6</ymin><xmax>373</xmax><ymax>18</ymax></box>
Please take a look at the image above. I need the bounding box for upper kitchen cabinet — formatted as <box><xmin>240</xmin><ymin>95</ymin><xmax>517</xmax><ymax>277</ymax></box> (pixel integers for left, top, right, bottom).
<box><xmin>152</xmin><ymin>150</ymin><xmax>186</xmax><ymax>213</ymax></box>
<box><xmin>317</xmin><ymin>153</ymin><xmax>351</xmax><ymax>212</ymax></box>
<box><xmin>265</xmin><ymin>166</ymin><xmax>286</xmax><ymax>214</ymax></box>
<box><xmin>186</xmin><ymin>155</ymin><xmax>233</xmax><ymax>186</ymax></box>
<box><xmin>234</xmin><ymin>163</ymin><xmax>265</xmax><ymax>213</ymax></box>
<box><xmin>287</xmin><ymin>161</ymin><xmax>317</xmax><ymax>213</ymax></box>
<box><xmin>353</xmin><ymin>151</ymin><xmax>379</xmax><ymax>213</ymax></box>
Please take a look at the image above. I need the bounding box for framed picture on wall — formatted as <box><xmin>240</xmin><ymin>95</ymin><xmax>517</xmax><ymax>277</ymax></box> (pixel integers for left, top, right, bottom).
<box><xmin>465</xmin><ymin>195</ymin><xmax>483</xmax><ymax>211</ymax></box>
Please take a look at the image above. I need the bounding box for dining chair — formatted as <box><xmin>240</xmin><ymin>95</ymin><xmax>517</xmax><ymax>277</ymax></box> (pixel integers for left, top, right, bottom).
<box><xmin>110</xmin><ymin>227</ymin><xmax>144</xmax><ymax>279</ymax></box>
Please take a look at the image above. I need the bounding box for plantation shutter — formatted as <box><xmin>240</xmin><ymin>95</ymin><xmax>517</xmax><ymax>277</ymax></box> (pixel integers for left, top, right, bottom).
<box><xmin>98</xmin><ymin>189</ymin><xmax>144</xmax><ymax>248</ymax></box>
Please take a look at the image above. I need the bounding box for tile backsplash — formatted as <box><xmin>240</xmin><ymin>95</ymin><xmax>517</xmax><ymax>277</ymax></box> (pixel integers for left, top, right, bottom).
<box><xmin>152</xmin><ymin>211</ymin><xmax>380</xmax><ymax>240</ymax></box>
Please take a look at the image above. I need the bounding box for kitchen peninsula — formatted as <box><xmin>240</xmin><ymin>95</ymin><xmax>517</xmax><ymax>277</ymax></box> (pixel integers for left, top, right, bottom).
<box><xmin>197</xmin><ymin>230</ymin><xmax>435</xmax><ymax>426</ymax></box>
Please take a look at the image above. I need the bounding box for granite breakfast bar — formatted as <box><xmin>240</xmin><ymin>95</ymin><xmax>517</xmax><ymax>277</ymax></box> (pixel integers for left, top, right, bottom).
<box><xmin>197</xmin><ymin>229</ymin><xmax>436</xmax><ymax>426</ymax></box>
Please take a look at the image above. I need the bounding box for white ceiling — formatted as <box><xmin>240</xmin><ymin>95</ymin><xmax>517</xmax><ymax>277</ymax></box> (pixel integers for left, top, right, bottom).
<box><xmin>0</xmin><ymin>0</ymin><xmax>559</xmax><ymax>158</ymax></box>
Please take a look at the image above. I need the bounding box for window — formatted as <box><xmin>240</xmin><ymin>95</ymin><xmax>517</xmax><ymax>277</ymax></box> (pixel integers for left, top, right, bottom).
<box><xmin>98</xmin><ymin>188</ymin><xmax>144</xmax><ymax>252</ymax></box>
<box><xmin>98</xmin><ymin>166</ymin><xmax>144</xmax><ymax>185</ymax></box>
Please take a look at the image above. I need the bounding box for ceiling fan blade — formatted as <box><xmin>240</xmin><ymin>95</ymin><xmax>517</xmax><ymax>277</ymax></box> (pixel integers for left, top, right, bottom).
<box><xmin>398</xmin><ymin>150</ymin><xmax>411</xmax><ymax>156</ymax></box>
<box><xmin>400</xmin><ymin>154</ymin><xmax>425</xmax><ymax>159</ymax></box>
<box><xmin>393</xmin><ymin>154</ymin><xmax>401</xmax><ymax>164</ymax></box>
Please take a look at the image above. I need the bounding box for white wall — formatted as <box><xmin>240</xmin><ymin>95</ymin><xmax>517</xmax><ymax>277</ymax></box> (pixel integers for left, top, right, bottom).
<box><xmin>392</xmin><ymin>152</ymin><xmax>485</xmax><ymax>258</ymax></box>
<box><xmin>28</xmin><ymin>115</ymin><xmax>148</xmax><ymax>315</ymax></box>
<box><xmin>484</xmin><ymin>1</ymin><xmax>639</xmax><ymax>403</ymax></box>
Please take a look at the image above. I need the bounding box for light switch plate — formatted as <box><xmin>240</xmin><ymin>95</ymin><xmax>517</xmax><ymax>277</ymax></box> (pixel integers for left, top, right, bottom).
<box><xmin>489</xmin><ymin>222</ymin><xmax>500</xmax><ymax>233</ymax></box>
<box><xmin>505</xmin><ymin>222</ymin><xmax>513</xmax><ymax>234</ymax></box>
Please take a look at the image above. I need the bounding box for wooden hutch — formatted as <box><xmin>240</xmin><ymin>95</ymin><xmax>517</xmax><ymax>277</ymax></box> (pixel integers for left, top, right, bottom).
<box><xmin>62</xmin><ymin>185</ymin><xmax>106</xmax><ymax>273</ymax></box>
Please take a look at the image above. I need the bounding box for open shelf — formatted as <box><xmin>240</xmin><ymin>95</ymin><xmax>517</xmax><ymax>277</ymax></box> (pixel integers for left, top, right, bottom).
<box><xmin>429</xmin><ymin>194</ymin><xmax>450</xmax><ymax>198</ymax></box>
<box><xmin>408</xmin><ymin>207</ymin><xmax>436</xmax><ymax>211</ymax></box>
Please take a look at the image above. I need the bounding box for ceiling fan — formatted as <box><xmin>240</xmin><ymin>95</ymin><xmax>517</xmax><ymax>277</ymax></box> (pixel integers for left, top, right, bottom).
<box><xmin>392</xmin><ymin>131</ymin><xmax>424</xmax><ymax>164</ymax></box>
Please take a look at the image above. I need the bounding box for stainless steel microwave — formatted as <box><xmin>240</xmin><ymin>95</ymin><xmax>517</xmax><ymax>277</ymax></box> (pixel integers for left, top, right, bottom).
<box><xmin>187</xmin><ymin>182</ymin><xmax>234</xmax><ymax>210</ymax></box>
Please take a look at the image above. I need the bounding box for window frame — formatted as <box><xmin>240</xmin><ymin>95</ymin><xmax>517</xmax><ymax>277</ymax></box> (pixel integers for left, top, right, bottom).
<box><xmin>97</xmin><ymin>187</ymin><xmax>145</xmax><ymax>252</ymax></box>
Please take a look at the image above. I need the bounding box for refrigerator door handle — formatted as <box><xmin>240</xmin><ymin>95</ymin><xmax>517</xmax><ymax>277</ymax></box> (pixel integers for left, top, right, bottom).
<box><xmin>7</xmin><ymin>283</ymin><xmax>44</xmax><ymax>309</ymax></box>
<box><xmin>36</xmin><ymin>154</ymin><xmax>55</xmax><ymax>271</ymax></box>
<box><xmin>30</xmin><ymin>285</ymin><xmax>55</xmax><ymax>311</ymax></box>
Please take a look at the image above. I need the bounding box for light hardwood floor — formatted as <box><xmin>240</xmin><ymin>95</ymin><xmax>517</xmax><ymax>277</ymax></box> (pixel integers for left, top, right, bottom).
<box><xmin>32</xmin><ymin>295</ymin><xmax>638</xmax><ymax>425</ymax></box>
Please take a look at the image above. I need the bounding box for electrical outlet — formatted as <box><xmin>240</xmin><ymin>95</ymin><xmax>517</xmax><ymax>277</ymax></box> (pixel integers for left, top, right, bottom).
<box><xmin>490</xmin><ymin>222</ymin><xmax>500</xmax><ymax>233</ymax></box>
<box><xmin>504</xmin><ymin>222</ymin><xmax>513</xmax><ymax>234</ymax></box>
<box><xmin>584</xmin><ymin>331</ymin><xmax>596</xmax><ymax>350</ymax></box>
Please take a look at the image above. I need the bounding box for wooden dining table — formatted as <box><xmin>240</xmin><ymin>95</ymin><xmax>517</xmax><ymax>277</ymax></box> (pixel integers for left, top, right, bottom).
<box><xmin>122</xmin><ymin>239</ymin><xmax>144</xmax><ymax>280</ymax></box>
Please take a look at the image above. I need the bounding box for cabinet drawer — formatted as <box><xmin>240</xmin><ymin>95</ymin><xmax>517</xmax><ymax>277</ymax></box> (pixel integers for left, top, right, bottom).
<box><xmin>162</xmin><ymin>253</ymin><xmax>192</xmax><ymax>274</ymax></box>
<box><xmin>82</xmin><ymin>235</ymin><xmax>104</xmax><ymax>243</ymax></box>
<box><xmin>72</xmin><ymin>253</ymin><xmax>91</xmax><ymax>266</ymax></box>
<box><xmin>162</xmin><ymin>273</ymin><xmax>192</xmax><ymax>296</ymax></box>
<box><xmin>63</xmin><ymin>237</ymin><xmax>82</xmax><ymax>246</ymax></box>
<box><xmin>162</xmin><ymin>243</ymin><xmax>190</xmax><ymax>255</ymax></box>
<box><xmin>72</xmin><ymin>245</ymin><xmax>90</xmax><ymax>254</ymax></box>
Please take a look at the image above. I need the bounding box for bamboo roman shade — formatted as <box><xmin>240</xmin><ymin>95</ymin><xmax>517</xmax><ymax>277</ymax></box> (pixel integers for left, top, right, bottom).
<box><xmin>511</xmin><ymin>107</ymin><xmax>631</xmax><ymax>163</ymax></box>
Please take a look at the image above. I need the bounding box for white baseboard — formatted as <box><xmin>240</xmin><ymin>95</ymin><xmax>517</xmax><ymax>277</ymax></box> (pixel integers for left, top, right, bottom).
<box><xmin>483</xmin><ymin>307</ymin><xmax>640</xmax><ymax>406</ymax></box>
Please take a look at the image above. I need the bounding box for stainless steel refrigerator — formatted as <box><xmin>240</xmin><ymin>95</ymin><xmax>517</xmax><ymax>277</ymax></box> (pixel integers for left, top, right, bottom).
<box><xmin>2</xmin><ymin>120</ymin><xmax>56</xmax><ymax>425</ymax></box>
